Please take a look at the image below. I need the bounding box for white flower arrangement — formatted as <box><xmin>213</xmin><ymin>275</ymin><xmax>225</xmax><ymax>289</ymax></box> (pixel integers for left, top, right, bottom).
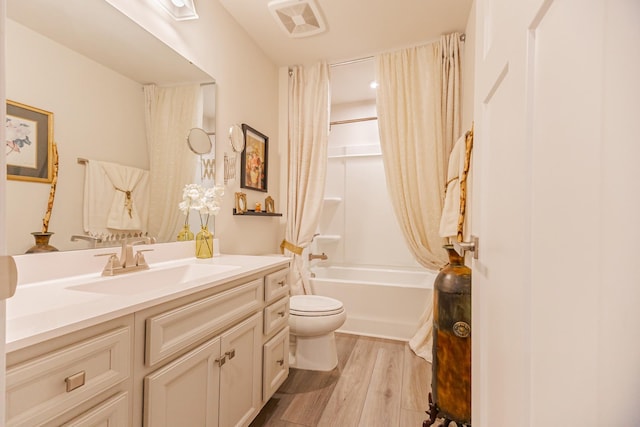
<box><xmin>179</xmin><ymin>183</ymin><xmax>225</xmax><ymax>228</ymax></box>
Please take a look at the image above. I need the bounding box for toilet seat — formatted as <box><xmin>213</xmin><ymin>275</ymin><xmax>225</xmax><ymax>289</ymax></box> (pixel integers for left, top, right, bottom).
<box><xmin>290</xmin><ymin>295</ymin><xmax>344</xmax><ymax>317</ymax></box>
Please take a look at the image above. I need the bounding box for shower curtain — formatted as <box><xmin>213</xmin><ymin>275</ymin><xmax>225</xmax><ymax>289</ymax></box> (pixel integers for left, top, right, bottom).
<box><xmin>376</xmin><ymin>33</ymin><xmax>462</xmax><ymax>361</ymax></box>
<box><xmin>281</xmin><ymin>62</ymin><xmax>330</xmax><ymax>295</ymax></box>
<box><xmin>144</xmin><ymin>84</ymin><xmax>201</xmax><ymax>242</ymax></box>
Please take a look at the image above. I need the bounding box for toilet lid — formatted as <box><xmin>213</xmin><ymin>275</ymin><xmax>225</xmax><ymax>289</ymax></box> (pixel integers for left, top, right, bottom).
<box><xmin>290</xmin><ymin>295</ymin><xmax>344</xmax><ymax>316</ymax></box>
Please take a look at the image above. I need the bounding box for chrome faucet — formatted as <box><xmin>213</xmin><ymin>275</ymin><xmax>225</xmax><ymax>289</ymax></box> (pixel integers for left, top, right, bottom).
<box><xmin>308</xmin><ymin>252</ymin><xmax>328</xmax><ymax>261</ymax></box>
<box><xmin>98</xmin><ymin>236</ymin><xmax>155</xmax><ymax>276</ymax></box>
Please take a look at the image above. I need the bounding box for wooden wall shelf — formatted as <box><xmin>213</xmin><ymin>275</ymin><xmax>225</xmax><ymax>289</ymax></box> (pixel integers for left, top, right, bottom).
<box><xmin>233</xmin><ymin>209</ymin><xmax>282</xmax><ymax>217</ymax></box>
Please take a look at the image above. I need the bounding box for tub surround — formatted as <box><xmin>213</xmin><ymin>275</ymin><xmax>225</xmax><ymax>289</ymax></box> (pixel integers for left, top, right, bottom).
<box><xmin>8</xmin><ymin>241</ymin><xmax>289</xmax><ymax>352</ymax></box>
<box><xmin>311</xmin><ymin>265</ymin><xmax>435</xmax><ymax>341</ymax></box>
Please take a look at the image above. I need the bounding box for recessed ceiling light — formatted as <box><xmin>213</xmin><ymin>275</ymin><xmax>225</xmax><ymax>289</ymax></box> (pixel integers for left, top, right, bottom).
<box><xmin>155</xmin><ymin>0</ymin><xmax>198</xmax><ymax>20</ymax></box>
<box><xmin>268</xmin><ymin>0</ymin><xmax>327</xmax><ymax>38</ymax></box>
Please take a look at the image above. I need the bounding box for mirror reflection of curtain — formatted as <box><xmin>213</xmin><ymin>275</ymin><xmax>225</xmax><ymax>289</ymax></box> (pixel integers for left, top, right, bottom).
<box><xmin>144</xmin><ymin>84</ymin><xmax>201</xmax><ymax>242</ymax></box>
<box><xmin>282</xmin><ymin>62</ymin><xmax>330</xmax><ymax>295</ymax></box>
<box><xmin>375</xmin><ymin>33</ymin><xmax>462</xmax><ymax>361</ymax></box>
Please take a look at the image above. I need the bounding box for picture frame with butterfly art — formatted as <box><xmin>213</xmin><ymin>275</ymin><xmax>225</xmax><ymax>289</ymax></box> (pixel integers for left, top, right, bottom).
<box><xmin>5</xmin><ymin>100</ymin><xmax>53</xmax><ymax>183</ymax></box>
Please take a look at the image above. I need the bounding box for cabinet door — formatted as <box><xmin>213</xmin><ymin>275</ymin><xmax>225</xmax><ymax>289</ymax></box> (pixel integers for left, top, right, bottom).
<box><xmin>263</xmin><ymin>326</ymin><xmax>289</xmax><ymax>402</ymax></box>
<box><xmin>219</xmin><ymin>313</ymin><xmax>262</xmax><ymax>427</ymax></box>
<box><xmin>144</xmin><ymin>336</ymin><xmax>222</xmax><ymax>427</ymax></box>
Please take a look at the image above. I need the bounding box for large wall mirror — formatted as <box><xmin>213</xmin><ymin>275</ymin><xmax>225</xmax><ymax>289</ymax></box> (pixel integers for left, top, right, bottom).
<box><xmin>6</xmin><ymin>0</ymin><xmax>216</xmax><ymax>254</ymax></box>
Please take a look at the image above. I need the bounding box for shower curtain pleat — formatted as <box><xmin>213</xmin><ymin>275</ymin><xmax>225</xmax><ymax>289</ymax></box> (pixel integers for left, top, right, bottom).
<box><xmin>144</xmin><ymin>84</ymin><xmax>201</xmax><ymax>242</ymax></box>
<box><xmin>375</xmin><ymin>33</ymin><xmax>462</xmax><ymax>361</ymax></box>
<box><xmin>283</xmin><ymin>62</ymin><xmax>330</xmax><ymax>295</ymax></box>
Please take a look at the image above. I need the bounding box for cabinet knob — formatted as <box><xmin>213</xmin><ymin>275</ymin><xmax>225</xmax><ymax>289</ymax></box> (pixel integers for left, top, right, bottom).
<box><xmin>276</xmin><ymin>358</ymin><xmax>285</xmax><ymax>366</ymax></box>
<box><xmin>278</xmin><ymin>280</ymin><xmax>286</xmax><ymax>287</ymax></box>
<box><xmin>215</xmin><ymin>356</ymin><xmax>226</xmax><ymax>367</ymax></box>
<box><xmin>65</xmin><ymin>371</ymin><xmax>86</xmax><ymax>392</ymax></box>
<box><xmin>225</xmin><ymin>349</ymin><xmax>236</xmax><ymax>360</ymax></box>
<box><xmin>277</xmin><ymin>311</ymin><xmax>286</xmax><ymax>317</ymax></box>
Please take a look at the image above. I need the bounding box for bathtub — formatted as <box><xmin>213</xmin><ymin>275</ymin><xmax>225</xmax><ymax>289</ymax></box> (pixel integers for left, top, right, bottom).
<box><xmin>309</xmin><ymin>265</ymin><xmax>436</xmax><ymax>341</ymax></box>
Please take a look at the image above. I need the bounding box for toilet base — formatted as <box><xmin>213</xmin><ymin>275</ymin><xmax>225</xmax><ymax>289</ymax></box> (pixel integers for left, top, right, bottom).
<box><xmin>289</xmin><ymin>332</ymin><xmax>339</xmax><ymax>371</ymax></box>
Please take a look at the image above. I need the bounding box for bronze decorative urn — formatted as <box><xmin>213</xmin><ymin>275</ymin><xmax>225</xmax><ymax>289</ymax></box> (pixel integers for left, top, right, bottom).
<box><xmin>425</xmin><ymin>245</ymin><xmax>471</xmax><ymax>427</ymax></box>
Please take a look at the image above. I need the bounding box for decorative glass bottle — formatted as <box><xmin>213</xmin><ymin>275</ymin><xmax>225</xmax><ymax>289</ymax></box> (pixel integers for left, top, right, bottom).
<box><xmin>177</xmin><ymin>224</ymin><xmax>194</xmax><ymax>241</ymax></box>
<box><xmin>195</xmin><ymin>225</ymin><xmax>213</xmax><ymax>258</ymax></box>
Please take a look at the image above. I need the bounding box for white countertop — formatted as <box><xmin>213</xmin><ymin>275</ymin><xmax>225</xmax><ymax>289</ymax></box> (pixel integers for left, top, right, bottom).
<box><xmin>7</xmin><ymin>243</ymin><xmax>289</xmax><ymax>353</ymax></box>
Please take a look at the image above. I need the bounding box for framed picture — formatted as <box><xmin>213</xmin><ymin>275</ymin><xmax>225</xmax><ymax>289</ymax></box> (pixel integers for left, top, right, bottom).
<box><xmin>235</xmin><ymin>192</ymin><xmax>248</xmax><ymax>214</ymax></box>
<box><xmin>240</xmin><ymin>124</ymin><xmax>268</xmax><ymax>192</ymax></box>
<box><xmin>265</xmin><ymin>196</ymin><xmax>275</xmax><ymax>214</ymax></box>
<box><xmin>6</xmin><ymin>100</ymin><xmax>54</xmax><ymax>183</ymax></box>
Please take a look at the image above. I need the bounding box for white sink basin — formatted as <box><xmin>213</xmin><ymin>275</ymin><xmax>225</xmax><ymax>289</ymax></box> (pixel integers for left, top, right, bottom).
<box><xmin>67</xmin><ymin>263</ymin><xmax>240</xmax><ymax>295</ymax></box>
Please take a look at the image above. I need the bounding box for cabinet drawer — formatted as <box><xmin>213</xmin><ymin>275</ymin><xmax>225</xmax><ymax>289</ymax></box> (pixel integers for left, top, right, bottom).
<box><xmin>146</xmin><ymin>278</ymin><xmax>263</xmax><ymax>367</ymax></box>
<box><xmin>6</xmin><ymin>327</ymin><xmax>130</xmax><ymax>427</ymax></box>
<box><xmin>62</xmin><ymin>391</ymin><xmax>129</xmax><ymax>427</ymax></box>
<box><xmin>264</xmin><ymin>268</ymin><xmax>289</xmax><ymax>303</ymax></box>
<box><xmin>263</xmin><ymin>297</ymin><xmax>289</xmax><ymax>336</ymax></box>
<box><xmin>263</xmin><ymin>326</ymin><xmax>289</xmax><ymax>401</ymax></box>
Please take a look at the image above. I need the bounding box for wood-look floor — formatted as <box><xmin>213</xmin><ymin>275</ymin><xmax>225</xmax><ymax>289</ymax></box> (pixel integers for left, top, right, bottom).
<box><xmin>250</xmin><ymin>333</ymin><xmax>433</xmax><ymax>427</ymax></box>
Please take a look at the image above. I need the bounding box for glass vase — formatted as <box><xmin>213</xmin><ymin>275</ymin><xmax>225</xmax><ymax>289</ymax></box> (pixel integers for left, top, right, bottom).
<box><xmin>195</xmin><ymin>225</ymin><xmax>213</xmax><ymax>259</ymax></box>
<box><xmin>177</xmin><ymin>224</ymin><xmax>194</xmax><ymax>241</ymax></box>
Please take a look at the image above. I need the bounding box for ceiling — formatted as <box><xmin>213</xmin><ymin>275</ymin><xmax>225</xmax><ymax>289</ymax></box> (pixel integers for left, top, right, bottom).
<box><xmin>217</xmin><ymin>0</ymin><xmax>473</xmax><ymax>104</ymax></box>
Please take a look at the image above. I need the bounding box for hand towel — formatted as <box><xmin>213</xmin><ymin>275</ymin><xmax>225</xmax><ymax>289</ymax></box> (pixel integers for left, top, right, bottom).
<box><xmin>439</xmin><ymin>134</ymin><xmax>467</xmax><ymax>238</ymax></box>
<box><xmin>83</xmin><ymin>160</ymin><xmax>149</xmax><ymax>235</ymax></box>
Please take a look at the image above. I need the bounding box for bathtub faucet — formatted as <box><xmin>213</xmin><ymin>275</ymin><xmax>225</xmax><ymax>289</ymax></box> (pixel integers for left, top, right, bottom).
<box><xmin>309</xmin><ymin>252</ymin><xmax>328</xmax><ymax>261</ymax></box>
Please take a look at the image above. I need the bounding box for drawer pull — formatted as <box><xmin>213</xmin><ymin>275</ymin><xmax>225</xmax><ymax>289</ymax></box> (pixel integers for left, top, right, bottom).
<box><xmin>215</xmin><ymin>356</ymin><xmax>226</xmax><ymax>367</ymax></box>
<box><xmin>65</xmin><ymin>371</ymin><xmax>86</xmax><ymax>392</ymax></box>
<box><xmin>277</xmin><ymin>311</ymin><xmax>286</xmax><ymax>317</ymax></box>
<box><xmin>278</xmin><ymin>280</ymin><xmax>286</xmax><ymax>287</ymax></box>
<box><xmin>276</xmin><ymin>358</ymin><xmax>285</xmax><ymax>366</ymax></box>
<box><xmin>225</xmin><ymin>349</ymin><xmax>236</xmax><ymax>360</ymax></box>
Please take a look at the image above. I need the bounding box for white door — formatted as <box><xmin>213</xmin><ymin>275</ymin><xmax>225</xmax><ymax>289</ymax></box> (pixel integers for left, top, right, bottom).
<box><xmin>471</xmin><ymin>0</ymin><xmax>640</xmax><ymax>425</ymax></box>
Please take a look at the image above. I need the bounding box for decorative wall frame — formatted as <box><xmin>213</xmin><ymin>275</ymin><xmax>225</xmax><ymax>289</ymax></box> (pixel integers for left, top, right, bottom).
<box><xmin>265</xmin><ymin>196</ymin><xmax>275</xmax><ymax>214</ymax></box>
<box><xmin>5</xmin><ymin>100</ymin><xmax>54</xmax><ymax>183</ymax></box>
<box><xmin>240</xmin><ymin>124</ymin><xmax>268</xmax><ymax>192</ymax></box>
<box><xmin>235</xmin><ymin>192</ymin><xmax>248</xmax><ymax>214</ymax></box>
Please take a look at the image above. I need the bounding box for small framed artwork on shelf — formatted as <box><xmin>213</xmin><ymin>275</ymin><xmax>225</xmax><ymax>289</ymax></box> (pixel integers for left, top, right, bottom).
<box><xmin>235</xmin><ymin>192</ymin><xmax>248</xmax><ymax>214</ymax></box>
<box><xmin>5</xmin><ymin>100</ymin><xmax>54</xmax><ymax>183</ymax></box>
<box><xmin>265</xmin><ymin>196</ymin><xmax>275</xmax><ymax>214</ymax></box>
<box><xmin>240</xmin><ymin>124</ymin><xmax>268</xmax><ymax>192</ymax></box>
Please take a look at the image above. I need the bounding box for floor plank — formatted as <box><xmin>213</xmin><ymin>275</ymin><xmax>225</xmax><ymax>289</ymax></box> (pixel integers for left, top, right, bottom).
<box><xmin>402</xmin><ymin>342</ymin><xmax>431</xmax><ymax>411</ymax></box>
<box><xmin>252</xmin><ymin>333</ymin><xmax>432</xmax><ymax>427</ymax></box>
<box><xmin>358</xmin><ymin>340</ymin><xmax>404</xmax><ymax>427</ymax></box>
<box><xmin>316</xmin><ymin>337</ymin><xmax>379</xmax><ymax>426</ymax></box>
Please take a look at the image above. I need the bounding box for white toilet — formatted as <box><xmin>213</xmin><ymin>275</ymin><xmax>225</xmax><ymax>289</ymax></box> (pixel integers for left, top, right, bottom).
<box><xmin>288</xmin><ymin>294</ymin><xmax>347</xmax><ymax>371</ymax></box>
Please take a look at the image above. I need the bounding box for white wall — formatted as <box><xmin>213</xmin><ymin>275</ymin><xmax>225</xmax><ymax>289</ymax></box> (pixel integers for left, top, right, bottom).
<box><xmin>319</xmin><ymin>101</ymin><xmax>421</xmax><ymax>269</ymax></box>
<box><xmin>105</xmin><ymin>0</ymin><xmax>283</xmax><ymax>256</ymax></box>
<box><xmin>6</xmin><ymin>20</ymin><xmax>147</xmax><ymax>254</ymax></box>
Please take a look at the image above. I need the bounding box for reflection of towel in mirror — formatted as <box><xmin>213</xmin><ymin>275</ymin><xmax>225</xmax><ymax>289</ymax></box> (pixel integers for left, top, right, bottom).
<box><xmin>439</xmin><ymin>135</ymin><xmax>466</xmax><ymax>238</ymax></box>
<box><xmin>83</xmin><ymin>160</ymin><xmax>149</xmax><ymax>235</ymax></box>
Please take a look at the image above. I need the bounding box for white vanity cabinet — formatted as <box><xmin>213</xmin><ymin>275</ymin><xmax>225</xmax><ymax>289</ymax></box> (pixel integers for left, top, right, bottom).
<box><xmin>261</xmin><ymin>269</ymin><xmax>291</xmax><ymax>402</ymax></box>
<box><xmin>5</xmin><ymin>316</ymin><xmax>134</xmax><ymax>427</ymax></box>
<box><xmin>6</xmin><ymin>257</ymin><xmax>291</xmax><ymax>427</ymax></box>
<box><xmin>144</xmin><ymin>312</ymin><xmax>262</xmax><ymax>427</ymax></box>
<box><xmin>133</xmin><ymin>265</ymin><xmax>291</xmax><ymax>427</ymax></box>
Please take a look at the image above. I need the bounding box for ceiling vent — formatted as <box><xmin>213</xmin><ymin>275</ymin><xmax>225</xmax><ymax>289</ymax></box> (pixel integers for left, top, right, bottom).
<box><xmin>268</xmin><ymin>0</ymin><xmax>327</xmax><ymax>38</ymax></box>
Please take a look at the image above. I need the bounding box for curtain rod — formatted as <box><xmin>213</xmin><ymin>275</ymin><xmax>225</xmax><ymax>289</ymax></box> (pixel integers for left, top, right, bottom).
<box><xmin>330</xmin><ymin>116</ymin><xmax>378</xmax><ymax>126</ymax></box>
<box><xmin>330</xmin><ymin>56</ymin><xmax>374</xmax><ymax>68</ymax></box>
<box><xmin>328</xmin><ymin>33</ymin><xmax>466</xmax><ymax>68</ymax></box>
